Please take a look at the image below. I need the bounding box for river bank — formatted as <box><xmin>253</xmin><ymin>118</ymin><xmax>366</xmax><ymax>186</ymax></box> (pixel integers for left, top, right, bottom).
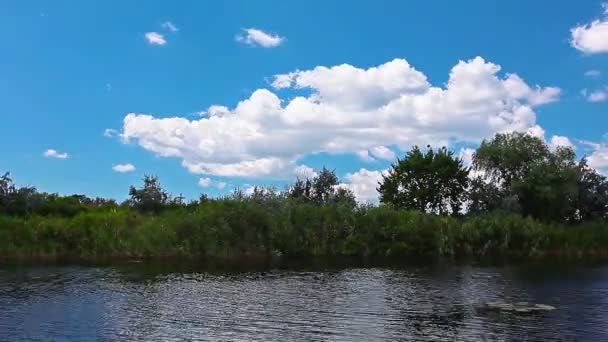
<box><xmin>2</xmin><ymin>204</ymin><xmax>608</xmax><ymax>263</ymax></box>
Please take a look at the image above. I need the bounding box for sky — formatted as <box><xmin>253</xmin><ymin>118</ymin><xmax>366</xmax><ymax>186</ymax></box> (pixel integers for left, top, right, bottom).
<box><xmin>2</xmin><ymin>1</ymin><xmax>608</xmax><ymax>202</ymax></box>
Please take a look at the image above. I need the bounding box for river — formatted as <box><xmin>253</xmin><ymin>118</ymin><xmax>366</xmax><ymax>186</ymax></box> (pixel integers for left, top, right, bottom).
<box><xmin>1</xmin><ymin>261</ymin><xmax>607</xmax><ymax>341</ymax></box>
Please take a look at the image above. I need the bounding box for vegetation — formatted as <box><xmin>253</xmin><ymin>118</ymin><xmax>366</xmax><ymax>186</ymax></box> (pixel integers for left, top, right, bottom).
<box><xmin>1</xmin><ymin>132</ymin><xmax>607</xmax><ymax>262</ymax></box>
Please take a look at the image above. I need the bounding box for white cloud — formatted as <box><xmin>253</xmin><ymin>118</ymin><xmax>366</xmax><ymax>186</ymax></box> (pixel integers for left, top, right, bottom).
<box><xmin>122</xmin><ymin>56</ymin><xmax>559</xmax><ymax>180</ymax></box>
<box><xmin>356</xmin><ymin>150</ymin><xmax>375</xmax><ymax>162</ymax></box>
<box><xmin>43</xmin><ymin>149</ymin><xmax>68</xmax><ymax>159</ymax></box>
<box><xmin>339</xmin><ymin>168</ymin><xmax>387</xmax><ymax>203</ymax></box>
<box><xmin>162</xmin><ymin>21</ymin><xmax>178</xmax><ymax>32</ymax></box>
<box><xmin>236</xmin><ymin>28</ymin><xmax>284</xmax><ymax>48</ymax></box>
<box><xmin>458</xmin><ymin>148</ymin><xmax>476</xmax><ymax>167</ymax></box>
<box><xmin>570</xmin><ymin>4</ymin><xmax>608</xmax><ymax>54</ymax></box>
<box><xmin>198</xmin><ymin>177</ymin><xmax>228</xmax><ymax>190</ymax></box>
<box><xmin>588</xmin><ymin>145</ymin><xmax>608</xmax><ymax>171</ymax></box>
<box><xmin>549</xmin><ymin>135</ymin><xmax>574</xmax><ymax>150</ymax></box>
<box><xmin>112</xmin><ymin>163</ymin><xmax>135</xmax><ymax>173</ymax></box>
<box><xmin>370</xmin><ymin>146</ymin><xmax>396</xmax><ymax>161</ymax></box>
<box><xmin>585</xmin><ymin>69</ymin><xmax>601</xmax><ymax>77</ymax></box>
<box><xmin>145</xmin><ymin>32</ymin><xmax>167</xmax><ymax>46</ymax></box>
<box><xmin>198</xmin><ymin>177</ymin><xmax>213</xmax><ymax>187</ymax></box>
<box><xmin>588</xmin><ymin>89</ymin><xmax>608</xmax><ymax>102</ymax></box>
<box><xmin>104</xmin><ymin>128</ymin><xmax>118</xmax><ymax>137</ymax></box>
<box><xmin>503</xmin><ymin>74</ymin><xmax>561</xmax><ymax>106</ymax></box>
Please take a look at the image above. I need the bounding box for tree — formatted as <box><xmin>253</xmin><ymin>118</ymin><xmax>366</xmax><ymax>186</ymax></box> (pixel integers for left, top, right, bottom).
<box><xmin>288</xmin><ymin>167</ymin><xmax>356</xmax><ymax>206</ymax></box>
<box><xmin>378</xmin><ymin>146</ymin><xmax>469</xmax><ymax>215</ymax></box>
<box><xmin>571</xmin><ymin>158</ymin><xmax>608</xmax><ymax>222</ymax></box>
<box><xmin>311</xmin><ymin>167</ymin><xmax>339</xmax><ymax>204</ymax></box>
<box><xmin>128</xmin><ymin>175</ymin><xmax>169</xmax><ymax>213</ymax></box>
<box><xmin>472</xmin><ymin>132</ymin><xmax>608</xmax><ymax>223</ymax></box>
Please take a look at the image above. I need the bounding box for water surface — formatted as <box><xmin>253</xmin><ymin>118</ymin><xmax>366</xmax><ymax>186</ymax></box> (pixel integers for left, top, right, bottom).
<box><xmin>1</xmin><ymin>262</ymin><xmax>607</xmax><ymax>341</ymax></box>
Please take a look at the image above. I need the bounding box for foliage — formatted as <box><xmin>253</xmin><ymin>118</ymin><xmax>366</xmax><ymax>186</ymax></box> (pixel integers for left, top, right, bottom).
<box><xmin>378</xmin><ymin>146</ymin><xmax>469</xmax><ymax>215</ymax></box>
<box><xmin>473</xmin><ymin>132</ymin><xmax>608</xmax><ymax>222</ymax></box>
<box><xmin>289</xmin><ymin>167</ymin><xmax>356</xmax><ymax>207</ymax></box>
<box><xmin>128</xmin><ymin>175</ymin><xmax>169</xmax><ymax>213</ymax></box>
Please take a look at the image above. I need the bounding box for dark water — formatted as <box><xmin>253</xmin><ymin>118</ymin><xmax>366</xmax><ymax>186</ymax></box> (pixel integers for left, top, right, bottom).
<box><xmin>1</xmin><ymin>262</ymin><xmax>607</xmax><ymax>341</ymax></box>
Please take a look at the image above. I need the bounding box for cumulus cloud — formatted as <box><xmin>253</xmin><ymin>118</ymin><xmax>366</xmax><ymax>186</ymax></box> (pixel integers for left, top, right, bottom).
<box><xmin>122</xmin><ymin>56</ymin><xmax>560</xmax><ymax>181</ymax></box>
<box><xmin>112</xmin><ymin>163</ymin><xmax>135</xmax><ymax>173</ymax></box>
<box><xmin>145</xmin><ymin>32</ymin><xmax>166</xmax><ymax>45</ymax></box>
<box><xmin>236</xmin><ymin>28</ymin><xmax>284</xmax><ymax>48</ymax></box>
<box><xmin>549</xmin><ymin>135</ymin><xmax>574</xmax><ymax>150</ymax></box>
<box><xmin>503</xmin><ymin>74</ymin><xmax>561</xmax><ymax>105</ymax></box>
<box><xmin>43</xmin><ymin>149</ymin><xmax>68</xmax><ymax>159</ymax></box>
<box><xmin>570</xmin><ymin>4</ymin><xmax>608</xmax><ymax>54</ymax></box>
<box><xmin>588</xmin><ymin>145</ymin><xmax>608</xmax><ymax>172</ymax></box>
<box><xmin>339</xmin><ymin>168</ymin><xmax>387</xmax><ymax>203</ymax></box>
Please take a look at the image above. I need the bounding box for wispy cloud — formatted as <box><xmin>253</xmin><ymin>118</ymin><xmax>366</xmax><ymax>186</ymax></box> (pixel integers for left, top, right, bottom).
<box><xmin>588</xmin><ymin>89</ymin><xmax>608</xmax><ymax>102</ymax></box>
<box><xmin>43</xmin><ymin>149</ymin><xmax>68</xmax><ymax>159</ymax></box>
<box><xmin>112</xmin><ymin>163</ymin><xmax>135</xmax><ymax>173</ymax></box>
<box><xmin>103</xmin><ymin>128</ymin><xmax>118</xmax><ymax>137</ymax></box>
<box><xmin>236</xmin><ymin>28</ymin><xmax>284</xmax><ymax>48</ymax></box>
<box><xmin>145</xmin><ymin>32</ymin><xmax>167</xmax><ymax>46</ymax></box>
<box><xmin>198</xmin><ymin>177</ymin><xmax>227</xmax><ymax>190</ymax></box>
<box><xmin>585</xmin><ymin>69</ymin><xmax>601</xmax><ymax>77</ymax></box>
<box><xmin>162</xmin><ymin>21</ymin><xmax>178</xmax><ymax>32</ymax></box>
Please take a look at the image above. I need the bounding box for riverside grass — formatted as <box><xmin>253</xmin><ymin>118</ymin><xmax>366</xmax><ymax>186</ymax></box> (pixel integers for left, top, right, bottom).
<box><xmin>1</xmin><ymin>200</ymin><xmax>608</xmax><ymax>262</ymax></box>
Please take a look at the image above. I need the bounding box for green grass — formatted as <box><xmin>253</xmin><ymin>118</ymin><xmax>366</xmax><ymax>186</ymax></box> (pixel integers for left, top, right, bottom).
<box><xmin>1</xmin><ymin>200</ymin><xmax>607</xmax><ymax>262</ymax></box>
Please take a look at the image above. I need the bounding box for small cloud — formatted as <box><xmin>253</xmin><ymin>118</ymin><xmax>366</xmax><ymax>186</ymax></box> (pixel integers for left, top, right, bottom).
<box><xmin>43</xmin><ymin>149</ymin><xmax>68</xmax><ymax>159</ymax></box>
<box><xmin>198</xmin><ymin>177</ymin><xmax>213</xmax><ymax>187</ymax></box>
<box><xmin>588</xmin><ymin>89</ymin><xmax>608</xmax><ymax>102</ymax></box>
<box><xmin>112</xmin><ymin>163</ymin><xmax>135</xmax><ymax>173</ymax></box>
<box><xmin>570</xmin><ymin>3</ymin><xmax>608</xmax><ymax>54</ymax></box>
<box><xmin>103</xmin><ymin>128</ymin><xmax>118</xmax><ymax>137</ymax></box>
<box><xmin>145</xmin><ymin>32</ymin><xmax>166</xmax><ymax>46</ymax></box>
<box><xmin>162</xmin><ymin>21</ymin><xmax>178</xmax><ymax>32</ymax></box>
<box><xmin>585</xmin><ymin>70</ymin><xmax>601</xmax><ymax>77</ymax></box>
<box><xmin>236</xmin><ymin>28</ymin><xmax>284</xmax><ymax>48</ymax></box>
<box><xmin>198</xmin><ymin>177</ymin><xmax>227</xmax><ymax>190</ymax></box>
<box><xmin>106</xmin><ymin>83</ymin><xmax>112</xmax><ymax>92</ymax></box>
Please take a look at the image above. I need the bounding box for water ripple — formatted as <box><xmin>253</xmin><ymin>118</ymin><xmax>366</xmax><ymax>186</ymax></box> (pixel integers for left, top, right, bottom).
<box><xmin>1</xmin><ymin>264</ymin><xmax>607</xmax><ymax>341</ymax></box>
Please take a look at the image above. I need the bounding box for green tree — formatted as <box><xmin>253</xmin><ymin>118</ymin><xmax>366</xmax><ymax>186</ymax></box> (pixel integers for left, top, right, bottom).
<box><xmin>378</xmin><ymin>146</ymin><xmax>469</xmax><ymax>215</ymax></box>
<box><xmin>311</xmin><ymin>167</ymin><xmax>339</xmax><ymax>204</ymax></box>
<box><xmin>128</xmin><ymin>175</ymin><xmax>169</xmax><ymax>213</ymax></box>
<box><xmin>289</xmin><ymin>167</ymin><xmax>356</xmax><ymax>206</ymax></box>
<box><xmin>571</xmin><ymin>158</ymin><xmax>608</xmax><ymax>222</ymax></box>
<box><xmin>472</xmin><ymin>132</ymin><xmax>608</xmax><ymax>223</ymax></box>
<box><xmin>473</xmin><ymin>132</ymin><xmax>550</xmax><ymax>187</ymax></box>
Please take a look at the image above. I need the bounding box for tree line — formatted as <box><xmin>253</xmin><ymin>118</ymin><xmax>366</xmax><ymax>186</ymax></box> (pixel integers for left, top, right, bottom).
<box><xmin>1</xmin><ymin>132</ymin><xmax>607</xmax><ymax>224</ymax></box>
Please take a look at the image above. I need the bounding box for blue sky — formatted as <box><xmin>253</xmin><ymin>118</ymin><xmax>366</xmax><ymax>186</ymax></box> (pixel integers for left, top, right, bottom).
<box><xmin>2</xmin><ymin>1</ymin><xmax>608</xmax><ymax>202</ymax></box>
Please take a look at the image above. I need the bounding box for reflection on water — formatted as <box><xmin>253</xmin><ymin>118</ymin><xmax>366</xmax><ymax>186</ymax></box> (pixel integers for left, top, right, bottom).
<box><xmin>1</xmin><ymin>262</ymin><xmax>607</xmax><ymax>341</ymax></box>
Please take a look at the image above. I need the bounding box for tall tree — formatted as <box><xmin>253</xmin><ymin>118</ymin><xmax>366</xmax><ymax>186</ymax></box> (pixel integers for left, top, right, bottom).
<box><xmin>128</xmin><ymin>175</ymin><xmax>169</xmax><ymax>213</ymax></box>
<box><xmin>472</xmin><ymin>132</ymin><xmax>608</xmax><ymax>222</ymax></box>
<box><xmin>378</xmin><ymin>146</ymin><xmax>469</xmax><ymax>215</ymax></box>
